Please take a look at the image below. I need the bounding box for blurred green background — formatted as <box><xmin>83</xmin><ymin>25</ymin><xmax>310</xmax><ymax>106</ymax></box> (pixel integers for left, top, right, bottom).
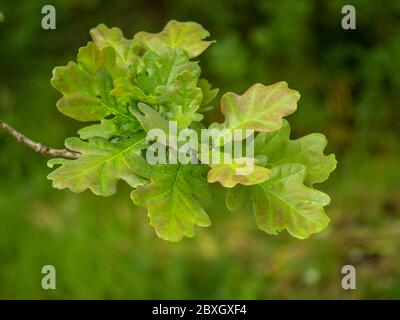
<box><xmin>0</xmin><ymin>0</ymin><xmax>399</xmax><ymax>299</ymax></box>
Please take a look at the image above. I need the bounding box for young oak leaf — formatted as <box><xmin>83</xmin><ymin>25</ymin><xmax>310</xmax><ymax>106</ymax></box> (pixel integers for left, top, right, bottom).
<box><xmin>51</xmin><ymin>64</ymin><xmax>109</xmax><ymax>121</ymax></box>
<box><xmin>134</xmin><ymin>20</ymin><xmax>215</xmax><ymax>59</ymax></box>
<box><xmin>110</xmin><ymin>77</ymin><xmax>159</xmax><ymax>105</ymax></box>
<box><xmin>78</xmin><ymin>115</ymin><xmax>141</xmax><ymax>140</ymax></box>
<box><xmin>252</xmin><ymin>163</ymin><xmax>331</xmax><ymax>239</ymax></box>
<box><xmin>51</xmin><ymin>44</ymin><xmax>135</xmax><ymax>123</ymax></box>
<box><xmin>131</xmin><ymin>102</ymin><xmax>201</xmax><ymax>150</ymax></box>
<box><xmin>90</xmin><ymin>24</ymin><xmax>141</xmax><ymax>72</ymax></box>
<box><xmin>156</xmin><ymin>71</ymin><xmax>203</xmax><ymax>129</ymax></box>
<box><xmin>226</xmin><ymin>120</ymin><xmax>337</xmax><ymax>211</ymax></box>
<box><xmin>135</xmin><ymin>48</ymin><xmax>200</xmax><ymax>95</ymax></box>
<box><xmin>210</xmin><ymin>82</ymin><xmax>300</xmax><ymax>141</ymax></box>
<box><xmin>197</xmin><ymin>79</ymin><xmax>219</xmax><ymax>112</ymax></box>
<box><xmin>255</xmin><ymin>120</ymin><xmax>337</xmax><ymax>185</ymax></box>
<box><xmin>77</xmin><ymin>42</ymin><xmax>125</xmax><ymax>79</ymax></box>
<box><xmin>126</xmin><ymin>153</ymin><xmax>211</xmax><ymax>242</ymax></box>
<box><xmin>130</xmin><ymin>102</ymin><xmax>169</xmax><ymax>134</ymax></box>
<box><xmin>207</xmin><ymin>156</ymin><xmax>271</xmax><ymax>188</ymax></box>
<box><xmin>133</xmin><ymin>48</ymin><xmax>203</xmax><ymax>129</ymax></box>
<box><xmin>47</xmin><ymin>133</ymin><xmax>147</xmax><ymax>196</ymax></box>
<box><xmin>225</xmin><ymin>184</ymin><xmax>252</xmax><ymax>211</ymax></box>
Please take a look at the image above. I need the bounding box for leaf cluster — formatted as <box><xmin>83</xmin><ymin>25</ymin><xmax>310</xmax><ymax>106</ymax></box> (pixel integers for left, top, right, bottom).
<box><xmin>48</xmin><ymin>20</ymin><xmax>336</xmax><ymax>242</ymax></box>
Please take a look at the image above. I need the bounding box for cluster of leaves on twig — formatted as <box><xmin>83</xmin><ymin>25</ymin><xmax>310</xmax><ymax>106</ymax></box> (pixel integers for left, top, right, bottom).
<box><xmin>48</xmin><ymin>20</ymin><xmax>337</xmax><ymax>242</ymax></box>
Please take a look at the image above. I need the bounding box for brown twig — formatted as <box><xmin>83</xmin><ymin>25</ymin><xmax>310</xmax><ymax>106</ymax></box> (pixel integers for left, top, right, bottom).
<box><xmin>0</xmin><ymin>118</ymin><xmax>80</xmax><ymax>159</ymax></box>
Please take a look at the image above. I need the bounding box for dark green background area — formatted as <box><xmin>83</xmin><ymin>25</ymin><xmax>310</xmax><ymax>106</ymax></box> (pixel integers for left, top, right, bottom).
<box><xmin>0</xmin><ymin>0</ymin><xmax>399</xmax><ymax>299</ymax></box>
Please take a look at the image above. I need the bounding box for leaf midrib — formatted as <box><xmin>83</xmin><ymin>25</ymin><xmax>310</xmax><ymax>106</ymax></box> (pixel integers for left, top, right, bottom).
<box><xmin>168</xmin><ymin>164</ymin><xmax>183</xmax><ymax>240</ymax></box>
<box><xmin>61</xmin><ymin>137</ymin><xmax>145</xmax><ymax>182</ymax></box>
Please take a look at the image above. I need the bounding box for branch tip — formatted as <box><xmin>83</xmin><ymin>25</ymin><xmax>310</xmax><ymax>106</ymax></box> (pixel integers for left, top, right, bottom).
<box><xmin>0</xmin><ymin>118</ymin><xmax>80</xmax><ymax>159</ymax></box>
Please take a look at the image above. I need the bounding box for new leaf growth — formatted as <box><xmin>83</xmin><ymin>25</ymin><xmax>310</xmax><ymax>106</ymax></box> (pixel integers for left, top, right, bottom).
<box><xmin>48</xmin><ymin>20</ymin><xmax>337</xmax><ymax>242</ymax></box>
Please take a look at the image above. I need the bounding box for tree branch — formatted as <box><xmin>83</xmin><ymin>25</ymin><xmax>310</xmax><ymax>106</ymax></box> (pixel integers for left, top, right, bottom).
<box><xmin>0</xmin><ymin>118</ymin><xmax>80</xmax><ymax>159</ymax></box>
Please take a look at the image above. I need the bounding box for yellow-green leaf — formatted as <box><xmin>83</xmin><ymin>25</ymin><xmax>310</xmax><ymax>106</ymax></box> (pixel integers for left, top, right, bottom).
<box><xmin>207</xmin><ymin>157</ymin><xmax>271</xmax><ymax>188</ymax></box>
<box><xmin>90</xmin><ymin>23</ymin><xmax>140</xmax><ymax>70</ymax></box>
<box><xmin>134</xmin><ymin>20</ymin><xmax>214</xmax><ymax>58</ymax></box>
<box><xmin>156</xmin><ymin>71</ymin><xmax>203</xmax><ymax>129</ymax></box>
<box><xmin>110</xmin><ymin>77</ymin><xmax>159</xmax><ymax>105</ymax></box>
<box><xmin>254</xmin><ymin>163</ymin><xmax>330</xmax><ymax>239</ymax></box>
<box><xmin>127</xmin><ymin>154</ymin><xmax>211</xmax><ymax>242</ymax></box>
<box><xmin>135</xmin><ymin>48</ymin><xmax>200</xmax><ymax>94</ymax></box>
<box><xmin>198</xmin><ymin>79</ymin><xmax>219</xmax><ymax>112</ymax></box>
<box><xmin>211</xmin><ymin>82</ymin><xmax>300</xmax><ymax>141</ymax></box>
<box><xmin>225</xmin><ymin>184</ymin><xmax>252</xmax><ymax>211</ymax></box>
<box><xmin>47</xmin><ymin>134</ymin><xmax>147</xmax><ymax>196</ymax></box>
<box><xmin>255</xmin><ymin>120</ymin><xmax>337</xmax><ymax>185</ymax></box>
<box><xmin>51</xmin><ymin>61</ymin><xmax>133</xmax><ymax>122</ymax></box>
<box><xmin>77</xmin><ymin>42</ymin><xmax>124</xmax><ymax>79</ymax></box>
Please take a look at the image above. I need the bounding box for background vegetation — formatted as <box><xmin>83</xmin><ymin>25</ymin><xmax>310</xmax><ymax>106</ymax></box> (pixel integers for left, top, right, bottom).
<box><xmin>0</xmin><ymin>0</ymin><xmax>399</xmax><ymax>299</ymax></box>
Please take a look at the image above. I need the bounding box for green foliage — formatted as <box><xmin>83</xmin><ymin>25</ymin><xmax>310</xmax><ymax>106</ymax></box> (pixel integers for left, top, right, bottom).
<box><xmin>208</xmin><ymin>157</ymin><xmax>271</xmax><ymax>188</ymax></box>
<box><xmin>210</xmin><ymin>82</ymin><xmax>300</xmax><ymax>136</ymax></box>
<box><xmin>48</xmin><ymin>134</ymin><xmax>147</xmax><ymax>196</ymax></box>
<box><xmin>227</xmin><ymin>164</ymin><xmax>331</xmax><ymax>239</ymax></box>
<box><xmin>48</xmin><ymin>21</ymin><xmax>336</xmax><ymax>242</ymax></box>
<box><xmin>1</xmin><ymin>0</ymin><xmax>400</xmax><ymax>299</ymax></box>
<box><xmin>253</xmin><ymin>120</ymin><xmax>337</xmax><ymax>186</ymax></box>
<box><xmin>134</xmin><ymin>20</ymin><xmax>214</xmax><ymax>59</ymax></box>
<box><xmin>128</xmin><ymin>153</ymin><xmax>212</xmax><ymax>242</ymax></box>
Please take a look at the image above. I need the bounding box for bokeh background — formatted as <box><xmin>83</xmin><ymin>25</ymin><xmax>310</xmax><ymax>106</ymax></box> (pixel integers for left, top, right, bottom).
<box><xmin>0</xmin><ymin>0</ymin><xmax>399</xmax><ymax>299</ymax></box>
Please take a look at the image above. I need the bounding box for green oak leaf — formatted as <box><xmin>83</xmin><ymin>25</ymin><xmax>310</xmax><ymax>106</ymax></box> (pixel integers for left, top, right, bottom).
<box><xmin>227</xmin><ymin>164</ymin><xmax>330</xmax><ymax>238</ymax></box>
<box><xmin>134</xmin><ymin>20</ymin><xmax>214</xmax><ymax>59</ymax></box>
<box><xmin>135</xmin><ymin>48</ymin><xmax>200</xmax><ymax>95</ymax></box>
<box><xmin>225</xmin><ymin>184</ymin><xmax>252</xmax><ymax>211</ymax></box>
<box><xmin>133</xmin><ymin>48</ymin><xmax>203</xmax><ymax>129</ymax></box>
<box><xmin>110</xmin><ymin>77</ymin><xmax>159</xmax><ymax>105</ymax></box>
<box><xmin>90</xmin><ymin>23</ymin><xmax>141</xmax><ymax>74</ymax></box>
<box><xmin>198</xmin><ymin>79</ymin><xmax>219</xmax><ymax>112</ymax></box>
<box><xmin>51</xmin><ymin>42</ymin><xmax>141</xmax><ymax>138</ymax></box>
<box><xmin>210</xmin><ymin>82</ymin><xmax>300</xmax><ymax>142</ymax></box>
<box><xmin>255</xmin><ymin>120</ymin><xmax>337</xmax><ymax>185</ymax></box>
<box><xmin>130</xmin><ymin>102</ymin><xmax>169</xmax><ymax>134</ymax></box>
<box><xmin>51</xmin><ymin>54</ymin><xmax>134</xmax><ymax>122</ymax></box>
<box><xmin>207</xmin><ymin>157</ymin><xmax>271</xmax><ymax>188</ymax></box>
<box><xmin>47</xmin><ymin>133</ymin><xmax>147</xmax><ymax>196</ymax></box>
<box><xmin>78</xmin><ymin>119</ymin><xmax>117</xmax><ymax>140</ymax></box>
<box><xmin>252</xmin><ymin>163</ymin><xmax>330</xmax><ymax>239</ymax></box>
<box><xmin>126</xmin><ymin>153</ymin><xmax>211</xmax><ymax>242</ymax></box>
<box><xmin>78</xmin><ymin>115</ymin><xmax>141</xmax><ymax>140</ymax></box>
<box><xmin>156</xmin><ymin>70</ymin><xmax>203</xmax><ymax>129</ymax></box>
<box><xmin>77</xmin><ymin>42</ymin><xmax>124</xmax><ymax>79</ymax></box>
